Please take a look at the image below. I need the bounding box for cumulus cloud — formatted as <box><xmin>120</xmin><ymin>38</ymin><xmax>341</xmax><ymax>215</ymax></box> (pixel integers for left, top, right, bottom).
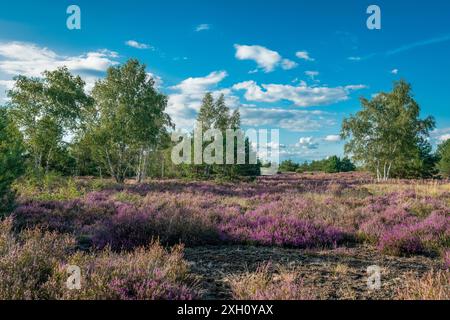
<box><xmin>125</xmin><ymin>40</ymin><xmax>152</xmax><ymax>50</ymax></box>
<box><xmin>295</xmin><ymin>51</ymin><xmax>315</xmax><ymax>61</ymax></box>
<box><xmin>438</xmin><ymin>133</ymin><xmax>450</xmax><ymax>142</ymax></box>
<box><xmin>305</xmin><ymin>70</ymin><xmax>319</xmax><ymax>80</ymax></box>
<box><xmin>234</xmin><ymin>44</ymin><xmax>296</xmax><ymax>73</ymax></box>
<box><xmin>281</xmin><ymin>59</ymin><xmax>298</xmax><ymax>70</ymax></box>
<box><xmin>0</xmin><ymin>42</ymin><xmax>122</xmax><ymax>99</ymax></box>
<box><xmin>167</xmin><ymin>71</ymin><xmax>241</xmax><ymax>129</ymax></box>
<box><xmin>391</xmin><ymin>69</ymin><xmax>399</xmax><ymax>75</ymax></box>
<box><xmin>296</xmin><ymin>137</ymin><xmax>319</xmax><ymax>149</ymax></box>
<box><xmin>170</xmin><ymin>71</ymin><xmax>227</xmax><ymax>95</ymax></box>
<box><xmin>0</xmin><ymin>42</ymin><xmax>119</xmax><ymax>78</ymax></box>
<box><xmin>240</xmin><ymin>107</ymin><xmax>336</xmax><ymax>132</ymax></box>
<box><xmin>232</xmin><ymin>80</ymin><xmax>366</xmax><ymax>107</ymax></box>
<box><xmin>195</xmin><ymin>24</ymin><xmax>211</xmax><ymax>32</ymax></box>
<box><xmin>324</xmin><ymin>135</ymin><xmax>341</xmax><ymax>142</ymax></box>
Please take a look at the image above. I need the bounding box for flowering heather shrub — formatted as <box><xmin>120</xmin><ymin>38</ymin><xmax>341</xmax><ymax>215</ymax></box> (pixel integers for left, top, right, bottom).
<box><xmin>0</xmin><ymin>219</ymin><xmax>198</xmax><ymax>300</ymax></box>
<box><xmin>0</xmin><ymin>218</ymin><xmax>76</xmax><ymax>299</ymax></box>
<box><xmin>11</xmin><ymin>173</ymin><xmax>449</xmax><ymax>256</ymax></box>
<box><xmin>377</xmin><ymin>224</ymin><xmax>424</xmax><ymax>256</ymax></box>
<box><xmin>228</xmin><ymin>264</ymin><xmax>314</xmax><ymax>300</ymax></box>
<box><xmin>90</xmin><ymin>201</ymin><xmax>221</xmax><ymax>250</ymax></box>
<box><xmin>12</xmin><ymin>198</ymin><xmax>115</xmax><ymax>235</ymax></box>
<box><xmin>219</xmin><ymin>203</ymin><xmax>345</xmax><ymax>248</ymax></box>
<box><xmin>361</xmin><ymin>208</ymin><xmax>450</xmax><ymax>256</ymax></box>
<box><xmin>396</xmin><ymin>270</ymin><xmax>449</xmax><ymax>300</ymax></box>
<box><xmin>359</xmin><ymin>206</ymin><xmax>419</xmax><ymax>241</ymax></box>
<box><xmin>45</xmin><ymin>242</ymin><xmax>199</xmax><ymax>300</ymax></box>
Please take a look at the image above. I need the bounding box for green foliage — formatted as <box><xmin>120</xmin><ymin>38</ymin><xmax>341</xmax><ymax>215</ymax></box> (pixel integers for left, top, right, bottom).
<box><xmin>186</xmin><ymin>93</ymin><xmax>260</xmax><ymax>180</ymax></box>
<box><xmin>341</xmin><ymin>80</ymin><xmax>435</xmax><ymax>180</ymax></box>
<box><xmin>295</xmin><ymin>156</ymin><xmax>356</xmax><ymax>173</ymax></box>
<box><xmin>437</xmin><ymin>139</ymin><xmax>450</xmax><ymax>178</ymax></box>
<box><xmin>84</xmin><ymin>59</ymin><xmax>172</xmax><ymax>183</ymax></box>
<box><xmin>7</xmin><ymin>67</ymin><xmax>93</xmax><ymax>174</ymax></box>
<box><xmin>279</xmin><ymin>160</ymin><xmax>299</xmax><ymax>172</ymax></box>
<box><xmin>15</xmin><ymin>172</ymin><xmax>82</xmax><ymax>201</ymax></box>
<box><xmin>0</xmin><ymin>108</ymin><xmax>25</xmax><ymax>217</ymax></box>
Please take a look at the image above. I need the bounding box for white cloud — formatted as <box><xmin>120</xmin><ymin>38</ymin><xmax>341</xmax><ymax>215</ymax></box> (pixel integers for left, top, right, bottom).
<box><xmin>348</xmin><ymin>56</ymin><xmax>362</xmax><ymax>61</ymax></box>
<box><xmin>240</xmin><ymin>107</ymin><xmax>336</xmax><ymax>132</ymax></box>
<box><xmin>0</xmin><ymin>42</ymin><xmax>119</xmax><ymax>78</ymax></box>
<box><xmin>0</xmin><ymin>42</ymin><xmax>121</xmax><ymax>99</ymax></box>
<box><xmin>234</xmin><ymin>44</ymin><xmax>297</xmax><ymax>72</ymax></box>
<box><xmin>167</xmin><ymin>71</ymin><xmax>240</xmax><ymax>129</ymax></box>
<box><xmin>295</xmin><ymin>51</ymin><xmax>315</xmax><ymax>61</ymax></box>
<box><xmin>296</xmin><ymin>137</ymin><xmax>319</xmax><ymax>149</ymax></box>
<box><xmin>431</xmin><ymin>128</ymin><xmax>450</xmax><ymax>144</ymax></box>
<box><xmin>0</xmin><ymin>80</ymin><xmax>14</xmax><ymax>102</ymax></box>
<box><xmin>234</xmin><ymin>44</ymin><xmax>281</xmax><ymax>72</ymax></box>
<box><xmin>232</xmin><ymin>80</ymin><xmax>366</xmax><ymax>107</ymax></box>
<box><xmin>305</xmin><ymin>71</ymin><xmax>319</xmax><ymax>80</ymax></box>
<box><xmin>125</xmin><ymin>40</ymin><xmax>152</xmax><ymax>50</ymax></box>
<box><xmin>391</xmin><ymin>69</ymin><xmax>399</xmax><ymax>75</ymax></box>
<box><xmin>195</xmin><ymin>24</ymin><xmax>211</xmax><ymax>32</ymax></box>
<box><xmin>0</xmin><ymin>79</ymin><xmax>15</xmax><ymax>90</ymax></box>
<box><xmin>170</xmin><ymin>71</ymin><xmax>227</xmax><ymax>95</ymax></box>
<box><xmin>281</xmin><ymin>59</ymin><xmax>298</xmax><ymax>70</ymax></box>
<box><xmin>324</xmin><ymin>135</ymin><xmax>341</xmax><ymax>142</ymax></box>
<box><xmin>146</xmin><ymin>72</ymin><xmax>163</xmax><ymax>89</ymax></box>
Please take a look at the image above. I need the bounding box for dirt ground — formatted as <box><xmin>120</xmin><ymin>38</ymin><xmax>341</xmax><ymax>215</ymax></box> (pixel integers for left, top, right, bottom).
<box><xmin>184</xmin><ymin>245</ymin><xmax>440</xmax><ymax>300</ymax></box>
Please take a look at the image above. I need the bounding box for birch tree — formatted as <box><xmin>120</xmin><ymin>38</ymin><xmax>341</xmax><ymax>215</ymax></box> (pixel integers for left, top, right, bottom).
<box><xmin>87</xmin><ymin>59</ymin><xmax>172</xmax><ymax>183</ymax></box>
<box><xmin>7</xmin><ymin>67</ymin><xmax>92</xmax><ymax>174</ymax></box>
<box><xmin>341</xmin><ymin>80</ymin><xmax>435</xmax><ymax>181</ymax></box>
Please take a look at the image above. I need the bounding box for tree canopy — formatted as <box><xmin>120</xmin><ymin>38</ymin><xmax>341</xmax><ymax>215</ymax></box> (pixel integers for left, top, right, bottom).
<box><xmin>341</xmin><ymin>80</ymin><xmax>435</xmax><ymax>180</ymax></box>
<box><xmin>437</xmin><ymin>139</ymin><xmax>450</xmax><ymax>178</ymax></box>
<box><xmin>84</xmin><ymin>59</ymin><xmax>173</xmax><ymax>183</ymax></box>
<box><xmin>0</xmin><ymin>107</ymin><xmax>25</xmax><ymax>216</ymax></box>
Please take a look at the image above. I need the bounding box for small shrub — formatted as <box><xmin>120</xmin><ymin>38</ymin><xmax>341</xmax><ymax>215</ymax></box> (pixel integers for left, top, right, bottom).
<box><xmin>219</xmin><ymin>204</ymin><xmax>345</xmax><ymax>248</ymax></box>
<box><xmin>377</xmin><ymin>212</ymin><xmax>449</xmax><ymax>256</ymax></box>
<box><xmin>45</xmin><ymin>242</ymin><xmax>199</xmax><ymax>300</ymax></box>
<box><xmin>0</xmin><ymin>219</ymin><xmax>198</xmax><ymax>300</ymax></box>
<box><xmin>0</xmin><ymin>218</ymin><xmax>76</xmax><ymax>299</ymax></box>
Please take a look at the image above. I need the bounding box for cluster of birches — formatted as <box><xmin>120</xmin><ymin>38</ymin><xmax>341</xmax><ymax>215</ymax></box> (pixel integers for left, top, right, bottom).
<box><xmin>1</xmin><ymin>59</ymin><xmax>450</xmax><ymax>214</ymax></box>
<box><xmin>0</xmin><ymin>59</ymin><xmax>263</xmax><ymax>212</ymax></box>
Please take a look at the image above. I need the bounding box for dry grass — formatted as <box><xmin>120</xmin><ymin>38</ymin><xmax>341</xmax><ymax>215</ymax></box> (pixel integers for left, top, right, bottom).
<box><xmin>227</xmin><ymin>264</ymin><xmax>315</xmax><ymax>300</ymax></box>
<box><xmin>364</xmin><ymin>182</ymin><xmax>450</xmax><ymax>198</ymax></box>
<box><xmin>396</xmin><ymin>270</ymin><xmax>450</xmax><ymax>300</ymax></box>
<box><xmin>333</xmin><ymin>263</ymin><xmax>351</xmax><ymax>275</ymax></box>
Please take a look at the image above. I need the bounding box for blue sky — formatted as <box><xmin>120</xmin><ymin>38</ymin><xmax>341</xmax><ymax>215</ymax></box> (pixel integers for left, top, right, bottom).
<box><xmin>1</xmin><ymin>0</ymin><xmax>450</xmax><ymax>161</ymax></box>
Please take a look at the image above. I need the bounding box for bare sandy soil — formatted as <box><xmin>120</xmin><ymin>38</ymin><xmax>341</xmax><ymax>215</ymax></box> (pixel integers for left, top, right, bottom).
<box><xmin>185</xmin><ymin>245</ymin><xmax>439</xmax><ymax>300</ymax></box>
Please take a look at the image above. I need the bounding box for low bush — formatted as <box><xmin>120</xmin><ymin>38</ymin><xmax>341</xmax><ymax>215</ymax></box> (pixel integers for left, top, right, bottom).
<box><xmin>0</xmin><ymin>219</ymin><xmax>198</xmax><ymax>300</ymax></box>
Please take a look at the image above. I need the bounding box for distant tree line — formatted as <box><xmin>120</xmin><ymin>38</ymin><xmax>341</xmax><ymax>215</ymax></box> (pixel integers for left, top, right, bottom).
<box><xmin>279</xmin><ymin>156</ymin><xmax>356</xmax><ymax>174</ymax></box>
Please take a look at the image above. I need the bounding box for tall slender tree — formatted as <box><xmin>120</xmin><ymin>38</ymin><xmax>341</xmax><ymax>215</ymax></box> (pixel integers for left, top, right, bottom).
<box><xmin>85</xmin><ymin>59</ymin><xmax>172</xmax><ymax>183</ymax></box>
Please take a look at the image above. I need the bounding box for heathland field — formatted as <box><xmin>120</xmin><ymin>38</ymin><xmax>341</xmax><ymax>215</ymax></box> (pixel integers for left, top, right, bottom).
<box><xmin>1</xmin><ymin>172</ymin><xmax>448</xmax><ymax>300</ymax></box>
